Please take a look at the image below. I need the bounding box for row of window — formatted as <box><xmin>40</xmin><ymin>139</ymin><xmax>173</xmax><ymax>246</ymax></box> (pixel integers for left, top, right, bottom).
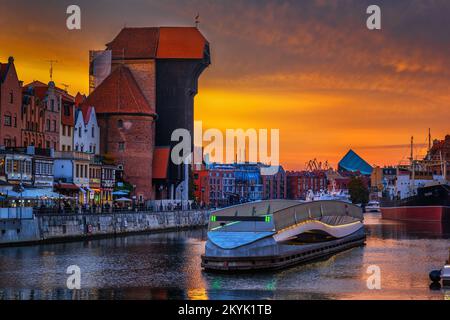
<box><xmin>89</xmin><ymin>167</ymin><xmax>102</xmax><ymax>179</ymax></box>
<box><xmin>209</xmin><ymin>172</ymin><xmax>234</xmax><ymax>178</ymax></box>
<box><xmin>5</xmin><ymin>159</ymin><xmax>33</xmax><ymax>176</ymax></box>
<box><xmin>74</xmin><ymin>144</ymin><xmax>96</xmax><ymax>154</ymax></box>
<box><xmin>35</xmin><ymin>162</ymin><xmax>53</xmax><ymax>175</ymax></box>
<box><xmin>75</xmin><ymin>164</ymin><xmax>89</xmax><ymax>179</ymax></box>
<box><xmin>3</xmin><ymin>114</ymin><xmax>18</xmax><ymax>127</ymax></box>
<box><xmin>74</xmin><ymin>126</ymin><xmax>95</xmax><ymax>138</ymax></box>
<box><xmin>61</xmin><ymin>125</ymin><xmax>72</xmax><ymax>137</ymax></box>
<box><xmin>46</xmin><ymin>119</ymin><xmax>58</xmax><ymax>132</ymax></box>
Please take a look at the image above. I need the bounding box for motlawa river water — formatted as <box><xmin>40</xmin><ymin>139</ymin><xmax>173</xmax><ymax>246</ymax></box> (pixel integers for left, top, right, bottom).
<box><xmin>0</xmin><ymin>213</ymin><xmax>449</xmax><ymax>300</ymax></box>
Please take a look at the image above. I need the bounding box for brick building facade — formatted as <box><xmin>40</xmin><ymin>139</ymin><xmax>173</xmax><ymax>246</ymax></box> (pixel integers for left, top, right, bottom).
<box><xmin>0</xmin><ymin>57</ymin><xmax>22</xmax><ymax>147</ymax></box>
<box><xmin>287</xmin><ymin>170</ymin><xmax>327</xmax><ymax>200</ymax></box>
<box><xmin>261</xmin><ymin>165</ymin><xmax>287</xmax><ymax>200</ymax></box>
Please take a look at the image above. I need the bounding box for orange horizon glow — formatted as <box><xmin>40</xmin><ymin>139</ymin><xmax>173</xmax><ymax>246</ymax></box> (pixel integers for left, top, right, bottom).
<box><xmin>1</xmin><ymin>1</ymin><xmax>449</xmax><ymax>170</ymax></box>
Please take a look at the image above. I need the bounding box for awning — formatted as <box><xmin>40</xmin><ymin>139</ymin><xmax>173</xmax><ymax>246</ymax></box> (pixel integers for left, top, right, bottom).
<box><xmin>115</xmin><ymin>197</ymin><xmax>132</xmax><ymax>202</ymax></box>
<box><xmin>112</xmin><ymin>190</ymin><xmax>129</xmax><ymax>196</ymax></box>
<box><xmin>55</xmin><ymin>183</ymin><xmax>79</xmax><ymax>191</ymax></box>
<box><xmin>4</xmin><ymin>188</ymin><xmax>65</xmax><ymax>199</ymax></box>
<box><xmin>152</xmin><ymin>147</ymin><xmax>170</xmax><ymax>179</ymax></box>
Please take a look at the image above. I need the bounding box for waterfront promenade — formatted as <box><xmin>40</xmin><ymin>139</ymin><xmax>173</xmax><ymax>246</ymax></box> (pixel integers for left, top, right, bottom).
<box><xmin>0</xmin><ymin>209</ymin><xmax>210</xmax><ymax>246</ymax></box>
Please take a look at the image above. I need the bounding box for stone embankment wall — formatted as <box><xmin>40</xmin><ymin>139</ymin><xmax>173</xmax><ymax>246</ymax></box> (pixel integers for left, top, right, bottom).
<box><xmin>0</xmin><ymin>210</ymin><xmax>209</xmax><ymax>246</ymax></box>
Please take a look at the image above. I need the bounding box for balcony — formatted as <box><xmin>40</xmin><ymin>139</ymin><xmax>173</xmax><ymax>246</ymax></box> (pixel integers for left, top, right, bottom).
<box><xmin>54</xmin><ymin>151</ymin><xmax>92</xmax><ymax>161</ymax></box>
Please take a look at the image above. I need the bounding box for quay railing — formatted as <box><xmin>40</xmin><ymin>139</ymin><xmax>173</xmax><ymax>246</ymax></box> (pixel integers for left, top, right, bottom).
<box><xmin>32</xmin><ymin>207</ymin><xmax>211</xmax><ymax>216</ymax></box>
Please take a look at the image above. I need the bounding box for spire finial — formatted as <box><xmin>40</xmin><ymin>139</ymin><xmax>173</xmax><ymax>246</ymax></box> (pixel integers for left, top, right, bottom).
<box><xmin>45</xmin><ymin>60</ymin><xmax>58</xmax><ymax>81</ymax></box>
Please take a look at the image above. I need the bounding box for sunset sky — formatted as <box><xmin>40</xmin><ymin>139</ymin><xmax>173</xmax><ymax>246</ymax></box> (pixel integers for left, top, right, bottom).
<box><xmin>1</xmin><ymin>0</ymin><xmax>449</xmax><ymax>170</ymax></box>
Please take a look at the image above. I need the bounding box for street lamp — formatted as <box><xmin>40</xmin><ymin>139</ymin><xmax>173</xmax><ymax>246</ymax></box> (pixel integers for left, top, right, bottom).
<box><xmin>180</xmin><ymin>185</ymin><xmax>184</xmax><ymax>210</ymax></box>
<box><xmin>201</xmin><ymin>187</ymin><xmax>205</xmax><ymax>208</ymax></box>
<box><xmin>159</xmin><ymin>185</ymin><xmax>164</xmax><ymax>211</ymax></box>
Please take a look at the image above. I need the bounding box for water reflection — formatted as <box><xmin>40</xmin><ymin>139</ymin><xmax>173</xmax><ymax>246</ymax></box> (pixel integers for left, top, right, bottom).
<box><xmin>0</xmin><ymin>213</ymin><xmax>448</xmax><ymax>300</ymax></box>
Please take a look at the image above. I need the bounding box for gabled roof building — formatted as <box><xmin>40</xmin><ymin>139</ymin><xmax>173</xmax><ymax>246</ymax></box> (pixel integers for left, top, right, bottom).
<box><xmin>87</xmin><ymin>26</ymin><xmax>211</xmax><ymax>202</ymax></box>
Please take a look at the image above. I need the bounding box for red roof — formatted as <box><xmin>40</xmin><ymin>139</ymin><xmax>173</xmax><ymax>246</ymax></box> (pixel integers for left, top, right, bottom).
<box><xmin>107</xmin><ymin>27</ymin><xmax>159</xmax><ymax>60</ymax></box>
<box><xmin>74</xmin><ymin>92</ymin><xmax>86</xmax><ymax>106</ymax></box>
<box><xmin>106</xmin><ymin>27</ymin><xmax>207</xmax><ymax>60</ymax></box>
<box><xmin>157</xmin><ymin>27</ymin><xmax>207</xmax><ymax>59</ymax></box>
<box><xmin>24</xmin><ymin>81</ymin><xmax>75</xmax><ymax>101</ymax></box>
<box><xmin>79</xmin><ymin>105</ymin><xmax>93</xmax><ymax>125</ymax></box>
<box><xmin>152</xmin><ymin>147</ymin><xmax>170</xmax><ymax>179</ymax></box>
<box><xmin>82</xmin><ymin>65</ymin><xmax>155</xmax><ymax>115</ymax></box>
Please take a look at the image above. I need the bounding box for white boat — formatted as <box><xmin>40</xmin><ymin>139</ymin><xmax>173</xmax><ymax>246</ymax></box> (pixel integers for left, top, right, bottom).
<box><xmin>442</xmin><ymin>265</ymin><xmax>450</xmax><ymax>286</ymax></box>
<box><xmin>366</xmin><ymin>200</ymin><xmax>380</xmax><ymax>212</ymax></box>
<box><xmin>305</xmin><ymin>189</ymin><xmax>351</xmax><ymax>203</ymax></box>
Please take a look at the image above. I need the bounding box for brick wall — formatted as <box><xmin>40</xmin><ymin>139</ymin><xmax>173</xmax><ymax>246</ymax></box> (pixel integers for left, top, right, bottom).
<box><xmin>98</xmin><ymin>114</ymin><xmax>155</xmax><ymax>201</ymax></box>
<box><xmin>0</xmin><ymin>59</ymin><xmax>22</xmax><ymax>146</ymax></box>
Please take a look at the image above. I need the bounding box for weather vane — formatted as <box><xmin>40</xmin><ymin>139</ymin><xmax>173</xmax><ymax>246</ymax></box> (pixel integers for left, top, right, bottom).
<box><xmin>195</xmin><ymin>13</ymin><xmax>200</xmax><ymax>28</ymax></box>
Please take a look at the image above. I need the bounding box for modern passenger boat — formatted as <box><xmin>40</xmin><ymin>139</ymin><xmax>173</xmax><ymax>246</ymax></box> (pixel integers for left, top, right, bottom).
<box><xmin>201</xmin><ymin>200</ymin><xmax>366</xmax><ymax>272</ymax></box>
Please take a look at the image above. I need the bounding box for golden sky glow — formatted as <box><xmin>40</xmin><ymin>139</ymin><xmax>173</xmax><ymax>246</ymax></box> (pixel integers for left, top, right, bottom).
<box><xmin>1</xmin><ymin>0</ymin><xmax>449</xmax><ymax>170</ymax></box>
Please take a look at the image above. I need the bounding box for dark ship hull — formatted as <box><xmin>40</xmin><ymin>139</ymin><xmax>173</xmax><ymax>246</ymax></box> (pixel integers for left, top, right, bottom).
<box><xmin>381</xmin><ymin>184</ymin><xmax>450</xmax><ymax>222</ymax></box>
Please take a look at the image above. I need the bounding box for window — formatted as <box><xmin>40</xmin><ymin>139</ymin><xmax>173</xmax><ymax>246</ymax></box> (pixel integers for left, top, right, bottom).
<box><xmin>62</xmin><ymin>125</ymin><xmax>66</xmax><ymax>136</ymax></box>
<box><xmin>46</xmin><ymin>141</ymin><xmax>50</xmax><ymax>148</ymax></box>
<box><xmin>118</xmin><ymin>142</ymin><xmax>125</xmax><ymax>151</ymax></box>
<box><xmin>64</xmin><ymin>105</ymin><xmax>70</xmax><ymax>116</ymax></box>
<box><xmin>93</xmin><ymin>145</ymin><xmax>96</xmax><ymax>154</ymax></box>
<box><xmin>46</xmin><ymin>119</ymin><xmax>50</xmax><ymax>131</ymax></box>
<box><xmin>91</xmin><ymin>126</ymin><xmax>95</xmax><ymax>138</ymax></box>
<box><xmin>117</xmin><ymin>119</ymin><xmax>123</xmax><ymax>128</ymax></box>
<box><xmin>4</xmin><ymin>138</ymin><xmax>12</xmax><ymax>147</ymax></box>
<box><xmin>80</xmin><ymin>145</ymin><xmax>84</xmax><ymax>152</ymax></box>
<box><xmin>4</xmin><ymin>114</ymin><xmax>11</xmax><ymax>126</ymax></box>
<box><xmin>68</xmin><ymin>127</ymin><xmax>71</xmax><ymax>137</ymax></box>
<box><xmin>67</xmin><ymin>145</ymin><xmax>71</xmax><ymax>151</ymax></box>
<box><xmin>78</xmin><ymin>126</ymin><xmax>82</xmax><ymax>138</ymax></box>
<box><xmin>13</xmin><ymin>115</ymin><xmax>17</xmax><ymax>127</ymax></box>
<box><xmin>50</xmin><ymin>99</ymin><xmax>54</xmax><ymax>111</ymax></box>
<box><xmin>62</xmin><ymin>145</ymin><xmax>66</xmax><ymax>151</ymax></box>
<box><xmin>53</xmin><ymin>120</ymin><xmax>57</xmax><ymax>132</ymax></box>
<box><xmin>76</xmin><ymin>164</ymin><xmax>80</xmax><ymax>178</ymax></box>
<box><xmin>9</xmin><ymin>91</ymin><xmax>13</xmax><ymax>104</ymax></box>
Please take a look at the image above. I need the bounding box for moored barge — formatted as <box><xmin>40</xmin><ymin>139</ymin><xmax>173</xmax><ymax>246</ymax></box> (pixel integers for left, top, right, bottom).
<box><xmin>201</xmin><ymin>200</ymin><xmax>366</xmax><ymax>272</ymax></box>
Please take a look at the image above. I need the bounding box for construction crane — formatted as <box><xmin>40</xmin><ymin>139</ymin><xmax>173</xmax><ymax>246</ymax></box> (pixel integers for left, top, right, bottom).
<box><xmin>305</xmin><ymin>159</ymin><xmax>332</xmax><ymax>172</ymax></box>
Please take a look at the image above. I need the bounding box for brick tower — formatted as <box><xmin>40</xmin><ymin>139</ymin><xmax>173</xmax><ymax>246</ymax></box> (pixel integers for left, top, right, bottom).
<box><xmin>83</xmin><ymin>65</ymin><xmax>157</xmax><ymax>202</ymax></box>
<box><xmin>103</xmin><ymin>27</ymin><xmax>211</xmax><ymax>199</ymax></box>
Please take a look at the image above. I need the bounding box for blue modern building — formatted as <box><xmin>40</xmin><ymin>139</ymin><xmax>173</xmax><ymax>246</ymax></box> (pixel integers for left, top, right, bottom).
<box><xmin>338</xmin><ymin>150</ymin><xmax>373</xmax><ymax>176</ymax></box>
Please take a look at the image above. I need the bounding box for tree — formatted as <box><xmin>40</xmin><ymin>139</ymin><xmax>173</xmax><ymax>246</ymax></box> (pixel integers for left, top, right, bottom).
<box><xmin>348</xmin><ymin>177</ymin><xmax>369</xmax><ymax>206</ymax></box>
